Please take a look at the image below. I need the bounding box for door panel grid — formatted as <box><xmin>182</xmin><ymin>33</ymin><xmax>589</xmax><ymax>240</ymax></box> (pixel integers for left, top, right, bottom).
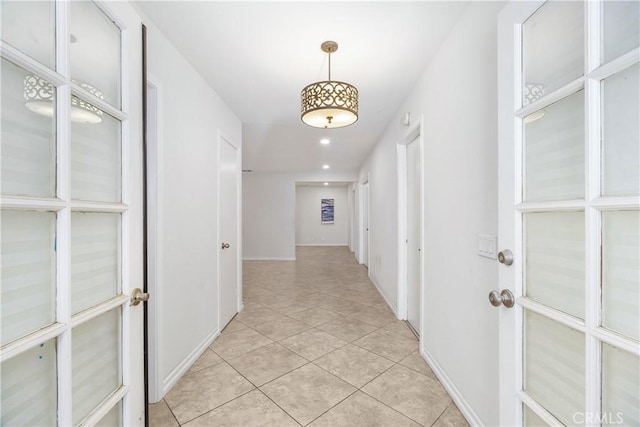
<box><xmin>513</xmin><ymin>1</ymin><xmax>640</xmax><ymax>426</ymax></box>
<box><xmin>0</xmin><ymin>1</ymin><xmax>135</xmax><ymax>425</ymax></box>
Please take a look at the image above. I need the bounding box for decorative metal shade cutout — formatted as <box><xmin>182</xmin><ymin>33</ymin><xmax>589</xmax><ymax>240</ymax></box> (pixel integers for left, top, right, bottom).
<box><xmin>24</xmin><ymin>75</ymin><xmax>104</xmax><ymax>124</ymax></box>
<box><xmin>301</xmin><ymin>41</ymin><xmax>358</xmax><ymax>129</ymax></box>
<box><xmin>523</xmin><ymin>82</ymin><xmax>546</xmax><ymax>124</ymax></box>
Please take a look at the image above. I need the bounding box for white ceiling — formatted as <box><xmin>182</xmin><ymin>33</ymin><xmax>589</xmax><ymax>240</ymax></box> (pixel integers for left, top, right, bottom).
<box><xmin>134</xmin><ymin>1</ymin><xmax>468</xmax><ymax>173</ymax></box>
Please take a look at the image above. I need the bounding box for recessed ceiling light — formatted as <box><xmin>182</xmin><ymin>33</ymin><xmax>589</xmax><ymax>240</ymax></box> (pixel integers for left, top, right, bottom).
<box><xmin>324</xmin><ymin>182</ymin><xmax>329</xmax><ymax>186</ymax></box>
<box><xmin>322</xmin><ymin>164</ymin><xmax>330</xmax><ymax>169</ymax></box>
<box><xmin>320</xmin><ymin>138</ymin><xmax>330</xmax><ymax>145</ymax></box>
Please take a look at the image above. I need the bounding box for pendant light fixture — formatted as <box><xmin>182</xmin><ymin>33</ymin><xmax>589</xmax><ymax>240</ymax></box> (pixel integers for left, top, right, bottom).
<box><xmin>301</xmin><ymin>41</ymin><xmax>358</xmax><ymax>129</ymax></box>
<box><xmin>23</xmin><ymin>75</ymin><xmax>104</xmax><ymax>124</ymax></box>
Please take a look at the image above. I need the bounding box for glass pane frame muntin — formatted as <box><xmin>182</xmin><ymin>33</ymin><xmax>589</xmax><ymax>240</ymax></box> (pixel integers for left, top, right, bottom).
<box><xmin>514</xmin><ymin>1</ymin><xmax>640</xmax><ymax>425</ymax></box>
<box><xmin>0</xmin><ymin>1</ymin><xmax>130</xmax><ymax>425</ymax></box>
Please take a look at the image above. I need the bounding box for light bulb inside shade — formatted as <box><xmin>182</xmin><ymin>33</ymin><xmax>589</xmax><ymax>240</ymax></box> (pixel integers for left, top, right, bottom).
<box><xmin>324</xmin><ymin>182</ymin><xmax>329</xmax><ymax>186</ymax></box>
<box><xmin>320</xmin><ymin>138</ymin><xmax>330</xmax><ymax>145</ymax></box>
<box><xmin>24</xmin><ymin>101</ymin><xmax>103</xmax><ymax>124</ymax></box>
<box><xmin>302</xmin><ymin>108</ymin><xmax>357</xmax><ymax>129</ymax></box>
<box><xmin>322</xmin><ymin>165</ymin><xmax>330</xmax><ymax>169</ymax></box>
<box><xmin>25</xmin><ymin>101</ymin><xmax>54</xmax><ymax>117</ymax></box>
<box><xmin>523</xmin><ymin>110</ymin><xmax>545</xmax><ymax>124</ymax></box>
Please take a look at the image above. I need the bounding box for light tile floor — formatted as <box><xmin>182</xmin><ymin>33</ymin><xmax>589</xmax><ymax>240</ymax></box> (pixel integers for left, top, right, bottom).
<box><xmin>149</xmin><ymin>246</ymin><xmax>469</xmax><ymax>426</ymax></box>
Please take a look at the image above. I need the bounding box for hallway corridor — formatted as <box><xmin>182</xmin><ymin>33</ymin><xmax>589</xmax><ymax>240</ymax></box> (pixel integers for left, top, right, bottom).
<box><xmin>149</xmin><ymin>247</ymin><xmax>468</xmax><ymax>426</ymax></box>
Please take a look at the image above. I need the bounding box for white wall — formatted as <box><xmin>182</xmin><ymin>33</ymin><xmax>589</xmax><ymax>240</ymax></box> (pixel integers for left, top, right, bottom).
<box><xmin>243</xmin><ymin>171</ymin><xmax>357</xmax><ymax>260</ymax></box>
<box><xmin>243</xmin><ymin>172</ymin><xmax>296</xmax><ymax>260</ymax></box>
<box><xmin>357</xmin><ymin>2</ymin><xmax>502</xmax><ymax>425</ymax></box>
<box><xmin>295</xmin><ymin>185</ymin><xmax>348</xmax><ymax>246</ymax></box>
<box><xmin>144</xmin><ymin>20</ymin><xmax>242</xmax><ymax>401</ymax></box>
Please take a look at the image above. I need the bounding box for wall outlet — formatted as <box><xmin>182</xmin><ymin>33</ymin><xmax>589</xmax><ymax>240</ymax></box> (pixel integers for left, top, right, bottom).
<box><xmin>477</xmin><ymin>234</ymin><xmax>496</xmax><ymax>259</ymax></box>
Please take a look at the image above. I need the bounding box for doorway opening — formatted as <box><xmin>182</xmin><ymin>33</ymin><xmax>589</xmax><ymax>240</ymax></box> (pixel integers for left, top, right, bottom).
<box><xmin>397</xmin><ymin>120</ymin><xmax>424</xmax><ymax>337</ymax></box>
<box><xmin>360</xmin><ymin>181</ymin><xmax>370</xmax><ymax>268</ymax></box>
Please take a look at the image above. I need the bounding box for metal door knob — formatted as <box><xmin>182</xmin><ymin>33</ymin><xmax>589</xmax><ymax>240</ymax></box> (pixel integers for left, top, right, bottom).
<box><xmin>497</xmin><ymin>249</ymin><xmax>513</xmax><ymax>266</ymax></box>
<box><xmin>221</xmin><ymin>242</ymin><xmax>230</xmax><ymax>249</ymax></box>
<box><xmin>488</xmin><ymin>289</ymin><xmax>515</xmax><ymax>308</ymax></box>
<box><xmin>130</xmin><ymin>288</ymin><xmax>150</xmax><ymax>306</ymax></box>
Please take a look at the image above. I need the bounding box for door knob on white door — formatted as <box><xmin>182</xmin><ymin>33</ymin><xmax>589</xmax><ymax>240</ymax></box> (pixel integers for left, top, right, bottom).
<box><xmin>221</xmin><ymin>242</ymin><xmax>230</xmax><ymax>249</ymax></box>
<box><xmin>130</xmin><ymin>288</ymin><xmax>150</xmax><ymax>306</ymax></box>
<box><xmin>497</xmin><ymin>249</ymin><xmax>513</xmax><ymax>265</ymax></box>
<box><xmin>488</xmin><ymin>289</ymin><xmax>515</xmax><ymax>308</ymax></box>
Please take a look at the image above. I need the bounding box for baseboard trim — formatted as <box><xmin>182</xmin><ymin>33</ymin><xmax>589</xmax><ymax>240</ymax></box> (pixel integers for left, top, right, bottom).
<box><xmin>161</xmin><ymin>328</ymin><xmax>219</xmax><ymax>398</ymax></box>
<box><xmin>421</xmin><ymin>345</ymin><xmax>483</xmax><ymax>426</ymax></box>
<box><xmin>295</xmin><ymin>244</ymin><xmax>349</xmax><ymax>247</ymax></box>
<box><xmin>242</xmin><ymin>256</ymin><xmax>296</xmax><ymax>261</ymax></box>
<box><xmin>368</xmin><ymin>274</ymin><xmax>399</xmax><ymax>317</ymax></box>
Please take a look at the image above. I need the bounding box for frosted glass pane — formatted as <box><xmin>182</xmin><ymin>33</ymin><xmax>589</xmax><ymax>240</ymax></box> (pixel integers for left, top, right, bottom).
<box><xmin>70</xmin><ymin>1</ymin><xmax>121</xmax><ymax>108</ymax></box>
<box><xmin>0</xmin><ymin>1</ymin><xmax>54</xmax><ymax>68</ymax></box>
<box><xmin>71</xmin><ymin>212</ymin><xmax>120</xmax><ymax>314</ymax></box>
<box><xmin>96</xmin><ymin>401</ymin><xmax>121</xmax><ymax>427</ymax></box>
<box><xmin>524</xmin><ymin>310</ymin><xmax>585</xmax><ymax>426</ymax></box>
<box><xmin>524</xmin><ymin>405</ymin><xmax>549</xmax><ymax>427</ymax></box>
<box><xmin>602</xmin><ymin>1</ymin><xmax>640</xmax><ymax>64</ymax></box>
<box><xmin>524</xmin><ymin>91</ymin><xmax>584</xmax><ymax>202</ymax></box>
<box><xmin>1</xmin><ymin>210</ymin><xmax>56</xmax><ymax>345</ymax></box>
<box><xmin>525</xmin><ymin>212</ymin><xmax>585</xmax><ymax>318</ymax></box>
<box><xmin>1</xmin><ymin>340</ymin><xmax>57</xmax><ymax>426</ymax></box>
<box><xmin>71</xmin><ymin>101</ymin><xmax>121</xmax><ymax>202</ymax></box>
<box><xmin>602</xmin><ymin>344</ymin><xmax>640</xmax><ymax>427</ymax></box>
<box><xmin>602</xmin><ymin>64</ymin><xmax>640</xmax><ymax>197</ymax></box>
<box><xmin>523</xmin><ymin>1</ymin><xmax>583</xmax><ymax>103</ymax></box>
<box><xmin>72</xmin><ymin>308</ymin><xmax>121</xmax><ymax>425</ymax></box>
<box><xmin>1</xmin><ymin>59</ymin><xmax>56</xmax><ymax>198</ymax></box>
<box><xmin>602</xmin><ymin>211</ymin><xmax>640</xmax><ymax>340</ymax></box>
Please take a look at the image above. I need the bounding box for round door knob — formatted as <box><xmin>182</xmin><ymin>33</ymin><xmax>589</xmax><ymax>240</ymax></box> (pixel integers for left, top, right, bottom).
<box><xmin>488</xmin><ymin>289</ymin><xmax>515</xmax><ymax>308</ymax></box>
<box><xmin>221</xmin><ymin>243</ymin><xmax>230</xmax><ymax>249</ymax></box>
<box><xmin>497</xmin><ymin>249</ymin><xmax>513</xmax><ymax>266</ymax></box>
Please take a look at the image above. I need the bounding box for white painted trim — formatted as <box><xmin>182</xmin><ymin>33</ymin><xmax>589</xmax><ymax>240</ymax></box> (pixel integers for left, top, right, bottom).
<box><xmin>588</xmin><ymin>47</ymin><xmax>639</xmax><ymax>81</ymax></box>
<box><xmin>396</xmin><ymin>118</ymin><xmax>424</xmax><ymax>324</ymax></box>
<box><xmin>145</xmin><ymin>75</ymin><xmax>164</xmax><ymax>404</ymax></box>
<box><xmin>242</xmin><ymin>256</ymin><xmax>296</xmax><ymax>261</ymax></box>
<box><xmin>0</xmin><ymin>323</ymin><xmax>68</xmax><ymax>363</ymax></box>
<box><xmin>161</xmin><ymin>329</ymin><xmax>219</xmax><ymax>397</ymax></box>
<box><xmin>396</xmin><ymin>143</ymin><xmax>407</xmax><ymax>320</ymax></box>
<box><xmin>421</xmin><ymin>346</ymin><xmax>483</xmax><ymax>427</ymax></box>
<box><xmin>79</xmin><ymin>385</ymin><xmax>129</xmax><ymax>427</ymax></box>
<box><xmin>295</xmin><ymin>244</ymin><xmax>349</xmax><ymax>247</ymax></box>
<box><xmin>368</xmin><ymin>274</ymin><xmax>398</xmax><ymax>317</ymax></box>
<box><xmin>359</xmin><ymin>178</ymin><xmax>370</xmax><ymax>267</ymax></box>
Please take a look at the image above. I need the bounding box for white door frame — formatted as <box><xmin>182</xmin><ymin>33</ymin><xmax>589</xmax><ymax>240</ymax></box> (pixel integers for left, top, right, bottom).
<box><xmin>359</xmin><ymin>178</ymin><xmax>370</xmax><ymax>267</ymax></box>
<box><xmin>145</xmin><ymin>75</ymin><xmax>164</xmax><ymax>404</ymax></box>
<box><xmin>396</xmin><ymin>118</ymin><xmax>424</xmax><ymax>324</ymax></box>
<box><xmin>216</xmin><ymin>130</ymin><xmax>243</xmax><ymax>328</ymax></box>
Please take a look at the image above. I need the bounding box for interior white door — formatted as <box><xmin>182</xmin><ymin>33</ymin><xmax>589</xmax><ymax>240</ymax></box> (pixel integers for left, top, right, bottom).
<box><xmin>0</xmin><ymin>1</ymin><xmax>145</xmax><ymax>425</ymax></box>
<box><xmin>406</xmin><ymin>137</ymin><xmax>421</xmax><ymax>335</ymax></box>
<box><xmin>218</xmin><ymin>133</ymin><xmax>240</xmax><ymax>329</ymax></box>
<box><xmin>362</xmin><ymin>182</ymin><xmax>370</xmax><ymax>267</ymax></box>
<box><xmin>498</xmin><ymin>1</ymin><xmax>639</xmax><ymax>425</ymax></box>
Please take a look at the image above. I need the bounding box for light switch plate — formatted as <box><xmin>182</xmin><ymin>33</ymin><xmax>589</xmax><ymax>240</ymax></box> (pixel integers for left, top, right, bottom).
<box><xmin>478</xmin><ymin>234</ymin><xmax>497</xmax><ymax>259</ymax></box>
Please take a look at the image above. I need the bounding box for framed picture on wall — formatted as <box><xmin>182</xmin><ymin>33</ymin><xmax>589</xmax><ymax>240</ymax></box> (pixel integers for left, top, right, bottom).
<box><xmin>321</xmin><ymin>198</ymin><xmax>334</xmax><ymax>224</ymax></box>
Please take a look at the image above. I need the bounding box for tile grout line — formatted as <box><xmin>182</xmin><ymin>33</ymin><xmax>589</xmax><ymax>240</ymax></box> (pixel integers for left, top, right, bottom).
<box><xmin>430</xmin><ymin>402</ymin><xmax>455</xmax><ymax>427</ymax></box>
<box><xmin>172</xmin><ymin>360</ymin><xmax>258</xmax><ymax>425</ymax></box>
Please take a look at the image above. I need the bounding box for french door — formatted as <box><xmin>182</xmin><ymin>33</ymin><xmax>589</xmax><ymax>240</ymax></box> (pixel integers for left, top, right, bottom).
<box><xmin>1</xmin><ymin>1</ymin><xmax>145</xmax><ymax>425</ymax></box>
<box><xmin>498</xmin><ymin>1</ymin><xmax>639</xmax><ymax>426</ymax></box>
